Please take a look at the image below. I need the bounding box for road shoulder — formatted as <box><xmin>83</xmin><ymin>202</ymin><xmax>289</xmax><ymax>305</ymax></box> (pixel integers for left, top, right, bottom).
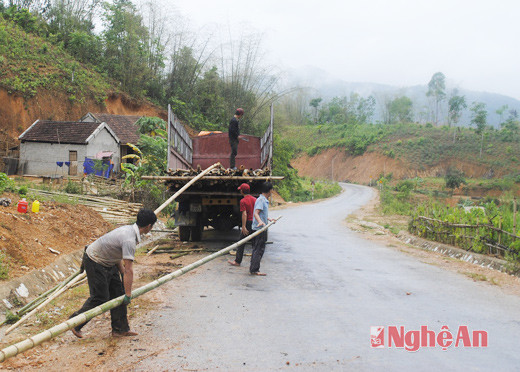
<box><xmin>344</xmin><ymin>189</ymin><xmax>520</xmax><ymax>297</ymax></box>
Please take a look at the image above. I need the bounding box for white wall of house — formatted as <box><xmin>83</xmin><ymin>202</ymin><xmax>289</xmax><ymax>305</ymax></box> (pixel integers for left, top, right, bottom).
<box><xmin>19</xmin><ymin>127</ymin><xmax>120</xmax><ymax>176</ymax></box>
<box><xmin>19</xmin><ymin>142</ymin><xmax>88</xmax><ymax>176</ymax></box>
<box><xmin>86</xmin><ymin>127</ymin><xmax>121</xmax><ymax>168</ymax></box>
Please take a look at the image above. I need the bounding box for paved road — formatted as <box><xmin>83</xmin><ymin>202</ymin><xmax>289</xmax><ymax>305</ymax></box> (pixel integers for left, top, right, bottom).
<box><xmin>133</xmin><ymin>184</ymin><xmax>520</xmax><ymax>371</ymax></box>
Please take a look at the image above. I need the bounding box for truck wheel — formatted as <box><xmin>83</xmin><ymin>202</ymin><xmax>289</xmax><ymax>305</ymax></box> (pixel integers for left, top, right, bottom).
<box><xmin>191</xmin><ymin>222</ymin><xmax>204</xmax><ymax>241</ymax></box>
<box><xmin>178</xmin><ymin>226</ymin><xmax>191</xmax><ymax>241</ymax></box>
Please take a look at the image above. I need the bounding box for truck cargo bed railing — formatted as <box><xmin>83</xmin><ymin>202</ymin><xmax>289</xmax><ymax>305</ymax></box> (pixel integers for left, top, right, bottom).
<box><xmin>167</xmin><ymin>104</ymin><xmax>193</xmax><ymax>170</ymax></box>
<box><xmin>260</xmin><ymin>103</ymin><xmax>274</xmax><ymax>169</ymax></box>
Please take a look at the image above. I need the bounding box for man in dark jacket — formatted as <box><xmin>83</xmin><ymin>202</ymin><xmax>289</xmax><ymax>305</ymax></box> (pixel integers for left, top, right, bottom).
<box><xmin>229</xmin><ymin>108</ymin><xmax>244</xmax><ymax>169</ymax></box>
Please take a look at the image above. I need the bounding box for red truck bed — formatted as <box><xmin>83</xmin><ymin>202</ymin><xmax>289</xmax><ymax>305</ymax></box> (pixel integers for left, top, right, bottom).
<box><xmin>192</xmin><ymin>133</ymin><xmax>261</xmax><ymax>169</ymax></box>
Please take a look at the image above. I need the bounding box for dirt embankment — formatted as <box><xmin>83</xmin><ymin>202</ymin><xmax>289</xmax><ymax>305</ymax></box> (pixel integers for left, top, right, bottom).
<box><xmin>0</xmin><ymin>88</ymin><xmax>166</xmax><ymax>148</ymax></box>
<box><xmin>0</xmin><ymin>194</ymin><xmax>110</xmax><ymax>279</ymax></box>
<box><xmin>292</xmin><ymin>148</ymin><xmax>497</xmax><ymax>184</ymax></box>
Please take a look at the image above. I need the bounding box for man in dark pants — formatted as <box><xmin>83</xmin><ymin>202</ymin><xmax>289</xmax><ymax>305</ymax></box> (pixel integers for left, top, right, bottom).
<box><xmin>228</xmin><ymin>183</ymin><xmax>256</xmax><ymax>267</ymax></box>
<box><xmin>69</xmin><ymin>209</ymin><xmax>157</xmax><ymax>338</ymax></box>
<box><xmin>250</xmin><ymin>182</ymin><xmax>274</xmax><ymax>276</ymax></box>
<box><xmin>228</xmin><ymin>108</ymin><xmax>244</xmax><ymax>169</ymax></box>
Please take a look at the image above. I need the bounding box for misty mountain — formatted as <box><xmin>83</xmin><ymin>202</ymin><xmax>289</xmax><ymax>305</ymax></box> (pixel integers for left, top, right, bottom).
<box><xmin>283</xmin><ymin>66</ymin><xmax>520</xmax><ymax>127</ymax></box>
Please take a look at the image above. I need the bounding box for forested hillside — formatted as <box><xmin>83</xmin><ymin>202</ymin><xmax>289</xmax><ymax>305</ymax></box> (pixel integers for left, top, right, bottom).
<box><xmin>0</xmin><ymin>1</ymin><xmax>281</xmax><ymax>135</ymax></box>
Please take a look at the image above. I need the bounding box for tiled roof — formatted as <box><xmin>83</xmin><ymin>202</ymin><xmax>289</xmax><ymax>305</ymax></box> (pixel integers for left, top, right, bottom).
<box><xmin>91</xmin><ymin>113</ymin><xmax>141</xmax><ymax>144</ymax></box>
<box><xmin>19</xmin><ymin>121</ymin><xmax>103</xmax><ymax>144</ymax></box>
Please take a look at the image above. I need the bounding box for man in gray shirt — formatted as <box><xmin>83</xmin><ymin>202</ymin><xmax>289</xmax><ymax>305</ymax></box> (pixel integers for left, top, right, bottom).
<box><xmin>70</xmin><ymin>209</ymin><xmax>157</xmax><ymax>338</ymax></box>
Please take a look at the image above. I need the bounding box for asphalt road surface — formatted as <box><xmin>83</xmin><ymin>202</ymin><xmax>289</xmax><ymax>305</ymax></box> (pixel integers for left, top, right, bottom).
<box><xmin>132</xmin><ymin>184</ymin><xmax>520</xmax><ymax>371</ymax></box>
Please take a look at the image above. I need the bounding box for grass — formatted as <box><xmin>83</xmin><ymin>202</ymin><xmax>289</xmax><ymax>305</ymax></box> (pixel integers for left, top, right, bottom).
<box><xmin>460</xmin><ymin>271</ymin><xmax>499</xmax><ymax>285</ymax></box>
<box><xmin>0</xmin><ymin>16</ymin><xmax>111</xmax><ymax>103</ymax></box>
<box><xmin>0</xmin><ymin>250</ymin><xmax>9</xmax><ymax>279</ymax></box>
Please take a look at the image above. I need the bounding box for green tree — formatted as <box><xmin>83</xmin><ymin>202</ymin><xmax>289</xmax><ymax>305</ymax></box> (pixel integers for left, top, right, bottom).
<box><xmin>309</xmin><ymin>97</ymin><xmax>322</xmax><ymax>123</ymax></box>
<box><xmin>45</xmin><ymin>0</ymin><xmax>100</xmax><ymax>49</ymax></box>
<box><xmin>167</xmin><ymin>46</ymin><xmax>205</xmax><ymax>106</ymax></box>
<box><xmin>470</xmin><ymin>101</ymin><xmax>488</xmax><ymax>134</ymax></box>
<box><xmin>194</xmin><ymin>66</ymin><xmax>227</xmax><ymax>124</ymax></box>
<box><xmin>447</xmin><ymin>90</ymin><xmax>467</xmax><ymax>127</ymax></box>
<box><xmin>426</xmin><ymin>72</ymin><xmax>446</xmax><ymax>125</ymax></box>
<box><xmin>102</xmin><ymin>0</ymin><xmax>152</xmax><ymax>97</ymax></box>
<box><xmin>470</xmin><ymin>101</ymin><xmax>488</xmax><ymax>158</ymax></box>
<box><xmin>445</xmin><ymin>167</ymin><xmax>466</xmax><ymax>190</ymax></box>
<box><xmin>495</xmin><ymin>104</ymin><xmax>509</xmax><ymax>125</ymax></box>
<box><xmin>355</xmin><ymin>95</ymin><xmax>376</xmax><ymax>124</ymax></box>
<box><xmin>387</xmin><ymin>96</ymin><xmax>413</xmax><ymax>124</ymax></box>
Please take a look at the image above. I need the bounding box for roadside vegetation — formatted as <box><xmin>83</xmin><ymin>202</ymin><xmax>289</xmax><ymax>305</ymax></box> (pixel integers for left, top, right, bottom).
<box><xmin>374</xmin><ymin>172</ymin><xmax>520</xmax><ymax>270</ymax></box>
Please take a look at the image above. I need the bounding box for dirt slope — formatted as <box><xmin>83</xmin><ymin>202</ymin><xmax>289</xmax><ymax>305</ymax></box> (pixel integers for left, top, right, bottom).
<box><xmin>292</xmin><ymin>148</ymin><xmax>496</xmax><ymax>184</ymax></box>
<box><xmin>0</xmin><ymin>88</ymin><xmax>166</xmax><ymax>150</ymax></box>
<box><xmin>0</xmin><ymin>194</ymin><xmax>110</xmax><ymax>279</ymax></box>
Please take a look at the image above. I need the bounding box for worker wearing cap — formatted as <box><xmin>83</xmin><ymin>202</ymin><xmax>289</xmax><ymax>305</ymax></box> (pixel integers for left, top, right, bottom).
<box><xmin>229</xmin><ymin>108</ymin><xmax>244</xmax><ymax>169</ymax></box>
<box><xmin>69</xmin><ymin>209</ymin><xmax>157</xmax><ymax>338</ymax></box>
<box><xmin>228</xmin><ymin>183</ymin><xmax>256</xmax><ymax>266</ymax></box>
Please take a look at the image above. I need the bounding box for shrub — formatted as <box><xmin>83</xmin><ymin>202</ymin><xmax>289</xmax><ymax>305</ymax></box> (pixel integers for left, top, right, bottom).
<box><xmin>395</xmin><ymin>180</ymin><xmax>414</xmax><ymax>199</ymax></box>
<box><xmin>18</xmin><ymin>185</ymin><xmax>28</xmax><ymax>196</ymax></box>
<box><xmin>0</xmin><ymin>250</ymin><xmax>8</xmax><ymax>279</ymax></box>
<box><xmin>445</xmin><ymin>167</ymin><xmax>466</xmax><ymax>190</ymax></box>
<box><xmin>0</xmin><ymin>172</ymin><xmax>15</xmax><ymax>193</ymax></box>
<box><xmin>64</xmin><ymin>179</ymin><xmax>81</xmax><ymax>194</ymax></box>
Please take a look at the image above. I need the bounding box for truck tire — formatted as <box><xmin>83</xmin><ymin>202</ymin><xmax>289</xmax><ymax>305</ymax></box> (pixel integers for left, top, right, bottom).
<box><xmin>178</xmin><ymin>226</ymin><xmax>191</xmax><ymax>241</ymax></box>
<box><xmin>191</xmin><ymin>224</ymin><xmax>203</xmax><ymax>241</ymax></box>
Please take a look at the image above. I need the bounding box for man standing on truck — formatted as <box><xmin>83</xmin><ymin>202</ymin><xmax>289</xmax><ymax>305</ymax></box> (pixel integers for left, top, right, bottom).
<box><xmin>228</xmin><ymin>183</ymin><xmax>256</xmax><ymax>267</ymax></box>
<box><xmin>250</xmin><ymin>182</ymin><xmax>274</xmax><ymax>276</ymax></box>
<box><xmin>69</xmin><ymin>209</ymin><xmax>157</xmax><ymax>338</ymax></box>
<box><xmin>228</xmin><ymin>108</ymin><xmax>244</xmax><ymax>169</ymax></box>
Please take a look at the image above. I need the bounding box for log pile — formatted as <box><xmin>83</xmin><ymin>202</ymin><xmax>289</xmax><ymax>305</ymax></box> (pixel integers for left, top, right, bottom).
<box><xmin>141</xmin><ymin>165</ymin><xmax>283</xmax><ymax>189</ymax></box>
<box><xmin>29</xmin><ymin>189</ymin><xmax>142</xmax><ymax>224</ymax></box>
<box><xmin>166</xmin><ymin>164</ymin><xmax>272</xmax><ymax>177</ymax></box>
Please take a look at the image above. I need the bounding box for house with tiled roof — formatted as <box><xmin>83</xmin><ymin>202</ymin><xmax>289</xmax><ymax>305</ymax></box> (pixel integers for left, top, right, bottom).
<box><xmin>18</xmin><ymin>120</ymin><xmax>120</xmax><ymax>176</ymax></box>
<box><xmin>79</xmin><ymin>113</ymin><xmax>142</xmax><ymax>161</ymax></box>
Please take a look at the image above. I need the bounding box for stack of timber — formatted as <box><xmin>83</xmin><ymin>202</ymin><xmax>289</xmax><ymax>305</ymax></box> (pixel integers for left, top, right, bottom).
<box><xmin>29</xmin><ymin>188</ymin><xmax>142</xmax><ymax>224</ymax></box>
<box><xmin>142</xmin><ymin>164</ymin><xmax>283</xmax><ymax>191</ymax></box>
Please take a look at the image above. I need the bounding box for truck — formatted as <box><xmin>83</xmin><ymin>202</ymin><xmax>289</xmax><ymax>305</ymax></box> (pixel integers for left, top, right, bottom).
<box><xmin>146</xmin><ymin>104</ymin><xmax>282</xmax><ymax>242</ymax></box>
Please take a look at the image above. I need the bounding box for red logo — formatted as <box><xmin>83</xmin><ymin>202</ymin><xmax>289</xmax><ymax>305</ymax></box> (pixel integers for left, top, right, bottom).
<box><xmin>370</xmin><ymin>326</ymin><xmax>385</xmax><ymax>348</ymax></box>
<box><xmin>370</xmin><ymin>325</ymin><xmax>488</xmax><ymax>351</ymax></box>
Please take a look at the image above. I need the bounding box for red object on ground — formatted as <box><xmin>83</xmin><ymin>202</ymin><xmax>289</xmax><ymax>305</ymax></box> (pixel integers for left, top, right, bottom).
<box><xmin>17</xmin><ymin>199</ymin><xmax>28</xmax><ymax>213</ymax></box>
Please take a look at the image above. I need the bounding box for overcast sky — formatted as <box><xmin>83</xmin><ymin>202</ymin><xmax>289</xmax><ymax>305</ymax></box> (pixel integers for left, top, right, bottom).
<box><xmin>171</xmin><ymin>0</ymin><xmax>520</xmax><ymax>99</ymax></box>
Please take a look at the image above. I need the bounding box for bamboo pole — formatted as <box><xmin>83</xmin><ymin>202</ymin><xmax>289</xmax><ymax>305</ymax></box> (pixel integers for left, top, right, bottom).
<box><xmin>0</xmin><ymin>217</ymin><xmax>281</xmax><ymax>363</ymax></box>
<box><xmin>146</xmin><ymin>245</ymin><xmax>160</xmax><ymax>256</ymax></box>
<box><xmin>5</xmin><ymin>273</ymin><xmax>87</xmax><ymax>335</ymax></box>
<box><xmin>154</xmin><ymin>163</ymin><xmax>220</xmax><ymax>215</ymax></box>
<box><xmin>170</xmin><ymin>252</ymin><xmax>190</xmax><ymax>260</ymax></box>
<box><xmin>17</xmin><ymin>270</ymin><xmax>81</xmax><ymax>316</ymax></box>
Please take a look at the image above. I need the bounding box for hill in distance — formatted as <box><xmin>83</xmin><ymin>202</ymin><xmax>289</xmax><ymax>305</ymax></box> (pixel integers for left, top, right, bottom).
<box><xmin>284</xmin><ymin>66</ymin><xmax>520</xmax><ymax>127</ymax></box>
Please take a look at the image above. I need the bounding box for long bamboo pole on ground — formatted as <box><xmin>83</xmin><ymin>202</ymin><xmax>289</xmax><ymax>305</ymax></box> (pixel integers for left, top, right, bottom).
<box><xmin>154</xmin><ymin>163</ymin><xmax>220</xmax><ymax>215</ymax></box>
<box><xmin>16</xmin><ymin>270</ymin><xmax>81</xmax><ymax>317</ymax></box>
<box><xmin>5</xmin><ymin>273</ymin><xmax>87</xmax><ymax>335</ymax></box>
<box><xmin>0</xmin><ymin>217</ymin><xmax>281</xmax><ymax>363</ymax></box>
